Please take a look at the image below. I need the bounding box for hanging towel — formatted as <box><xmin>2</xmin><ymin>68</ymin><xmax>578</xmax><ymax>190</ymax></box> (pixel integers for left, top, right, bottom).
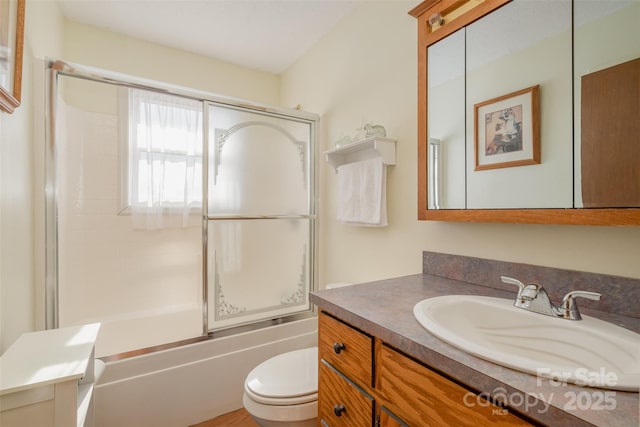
<box><xmin>337</xmin><ymin>157</ymin><xmax>388</xmax><ymax>227</ymax></box>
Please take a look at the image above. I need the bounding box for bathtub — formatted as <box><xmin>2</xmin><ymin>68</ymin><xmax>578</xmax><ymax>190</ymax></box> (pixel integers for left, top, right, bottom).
<box><xmin>95</xmin><ymin>316</ymin><xmax>318</xmax><ymax>427</ymax></box>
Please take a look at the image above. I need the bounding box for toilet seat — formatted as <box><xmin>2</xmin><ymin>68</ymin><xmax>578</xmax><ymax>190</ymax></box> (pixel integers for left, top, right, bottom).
<box><xmin>244</xmin><ymin>347</ymin><xmax>318</xmax><ymax>406</ymax></box>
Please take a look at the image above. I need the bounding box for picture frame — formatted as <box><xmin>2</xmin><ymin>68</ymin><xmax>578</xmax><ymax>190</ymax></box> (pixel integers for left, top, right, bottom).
<box><xmin>474</xmin><ymin>85</ymin><xmax>540</xmax><ymax>171</ymax></box>
<box><xmin>0</xmin><ymin>0</ymin><xmax>25</xmax><ymax>114</ymax></box>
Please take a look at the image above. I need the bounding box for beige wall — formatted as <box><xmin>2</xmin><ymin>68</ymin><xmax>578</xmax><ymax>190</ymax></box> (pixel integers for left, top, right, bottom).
<box><xmin>63</xmin><ymin>19</ymin><xmax>281</xmax><ymax>106</ymax></box>
<box><xmin>280</xmin><ymin>1</ymin><xmax>640</xmax><ymax>289</ymax></box>
<box><xmin>0</xmin><ymin>4</ymin><xmax>282</xmax><ymax>353</ymax></box>
<box><xmin>0</xmin><ymin>0</ymin><xmax>65</xmax><ymax>353</ymax></box>
<box><xmin>2</xmin><ymin>0</ymin><xmax>639</xmax><ymax>356</ymax></box>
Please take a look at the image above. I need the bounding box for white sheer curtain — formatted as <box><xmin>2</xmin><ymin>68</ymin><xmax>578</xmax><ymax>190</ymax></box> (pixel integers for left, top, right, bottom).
<box><xmin>129</xmin><ymin>89</ymin><xmax>203</xmax><ymax>229</ymax></box>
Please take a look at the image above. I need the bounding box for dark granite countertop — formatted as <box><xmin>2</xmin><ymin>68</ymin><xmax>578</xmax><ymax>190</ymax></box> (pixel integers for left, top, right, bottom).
<box><xmin>311</xmin><ymin>274</ymin><xmax>639</xmax><ymax>427</ymax></box>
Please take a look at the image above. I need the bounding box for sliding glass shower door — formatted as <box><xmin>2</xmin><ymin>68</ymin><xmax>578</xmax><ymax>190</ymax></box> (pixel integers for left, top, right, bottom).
<box><xmin>53</xmin><ymin>77</ymin><xmax>204</xmax><ymax>357</ymax></box>
<box><xmin>47</xmin><ymin>61</ymin><xmax>317</xmax><ymax>358</ymax></box>
<box><xmin>206</xmin><ymin>104</ymin><xmax>315</xmax><ymax>330</ymax></box>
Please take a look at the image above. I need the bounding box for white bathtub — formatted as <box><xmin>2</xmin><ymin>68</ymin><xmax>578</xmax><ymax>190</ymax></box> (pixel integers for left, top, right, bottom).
<box><xmin>95</xmin><ymin>316</ymin><xmax>318</xmax><ymax>427</ymax></box>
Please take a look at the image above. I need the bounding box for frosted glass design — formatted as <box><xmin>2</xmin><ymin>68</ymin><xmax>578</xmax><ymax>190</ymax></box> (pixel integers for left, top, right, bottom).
<box><xmin>208</xmin><ymin>104</ymin><xmax>311</xmax><ymax>216</ymax></box>
<box><xmin>207</xmin><ymin>219</ymin><xmax>311</xmax><ymax>330</ymax></box>
<box><xmin>48</xmin><ymin>70</ymin><xmax>316</xmax><ymax>357</ymax></box>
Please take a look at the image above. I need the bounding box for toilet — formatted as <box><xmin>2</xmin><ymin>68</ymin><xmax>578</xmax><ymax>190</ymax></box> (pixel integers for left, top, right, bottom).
<box><xmin>242</xmin><ymin>347</ymin><xmax>318</xmax><ymax>427</ymax></box>
<box><xmin>243</xmin><ymin>282</ymin><xmax>352</xmax><ymax>426</ymax></box>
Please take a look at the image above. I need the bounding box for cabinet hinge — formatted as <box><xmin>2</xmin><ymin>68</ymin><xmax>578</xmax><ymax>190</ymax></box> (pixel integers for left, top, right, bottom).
<box><xmin>375</xmin><ymin>414</ymin><xmax>381</xmax><ymax>427</ymax></box>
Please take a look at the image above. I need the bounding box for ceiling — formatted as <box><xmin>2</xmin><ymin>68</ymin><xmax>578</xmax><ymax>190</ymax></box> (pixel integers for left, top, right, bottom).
<box><xmin>58</xmin><ymin>0</ymin><xmax>363</xmax><ymax>74</ymax></box>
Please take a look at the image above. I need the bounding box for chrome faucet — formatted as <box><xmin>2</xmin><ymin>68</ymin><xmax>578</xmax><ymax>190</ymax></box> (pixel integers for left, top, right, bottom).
<box><xmin>501</xmin><ymin>276</ymin><xmax>601</xmax><ymax>320</ymax></box>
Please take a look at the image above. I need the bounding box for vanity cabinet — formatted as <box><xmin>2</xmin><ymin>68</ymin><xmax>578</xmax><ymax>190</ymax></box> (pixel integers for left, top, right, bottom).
<box><xmin>318</xmin><ymin>311</ymin><xmax>531</xmax><ymax>426</ymax></box>
<box><xmin>318</xmin><ymin>311</ymin><xmax>375</xmax><ymax>426</ymax></box>
<box><xmin>378</xmin><ymin>344</ymin><xmax>531</xmax><ymax>426</ymax></box>
<box><xmin>319</xmin><ymin>361</ymin><xmax>374</xmax><ymax>426</ymax></box>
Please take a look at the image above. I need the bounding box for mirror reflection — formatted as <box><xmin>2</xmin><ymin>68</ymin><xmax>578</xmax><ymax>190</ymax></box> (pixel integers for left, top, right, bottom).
<box><xmin>428</xmin><ymin>29</ymin><xmax>465</xmax><ymax>209</ymax></box>
<box><xmin>574</xmin><ymin>0</ymin><xmax>640</xmax><ymax>208</ymax></box>
<box><xmin>426</xmin><ymin>0</ymin><xmax>639</xmax><ymax>210</ymax></box>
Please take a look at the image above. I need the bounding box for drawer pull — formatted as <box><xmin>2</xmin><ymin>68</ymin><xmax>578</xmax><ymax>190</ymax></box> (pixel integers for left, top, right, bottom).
<box><xmin>333</xmin><ymin>342</ymin><xmax>346</xmax><ymax>354</ymax></box>
<box><xmin>333</xmin><ymin>404</ymin><xmax>346</xmax><ymax>417</ymax></box>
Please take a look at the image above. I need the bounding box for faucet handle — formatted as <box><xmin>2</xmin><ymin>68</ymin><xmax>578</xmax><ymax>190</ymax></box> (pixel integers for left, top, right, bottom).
<box><xmin>501</xmin><ymin>276</ymin><xmax>525</xmax><ymax>293</ymax></box>
<box><xmin>560</xmin><ymin>291</ymin><xmax>602</xmax><ymax>320</ymax></box>
<box><xmin>563</xmin><ymin>290</ymin><xmax>601</xmax><ymax>302</ymax></box>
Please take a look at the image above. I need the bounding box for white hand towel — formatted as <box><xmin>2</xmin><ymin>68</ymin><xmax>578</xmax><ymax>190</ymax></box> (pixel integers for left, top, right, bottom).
<box><xmin>337</xmin><ymin>157</ymin><xmax>388</xmax><ymax>226</ymax></box>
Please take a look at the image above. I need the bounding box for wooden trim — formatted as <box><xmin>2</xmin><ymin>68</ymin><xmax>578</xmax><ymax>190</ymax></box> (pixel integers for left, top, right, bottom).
<box><xmin>422</xmin><ymin>208</ymin><xmax>640</xmax><ymax>226</ymax></box>
<box><xmin>409</xmin><ymin>0</ymin><xmax>511</xmax><ymax>48</ymax></box>
<box><xmin>416</xmin><ymin>12</ymin><xmax>429</xmax><ymax>220</ymax></box>
<box><xmin>413</xmin><ymin>0</ymin><xmax>512</xmax><ymax>221</ymax></box>
<box><xmin>408</xmin><ymin>0</ymin><xmax>441</xmax><ymax>18</ymax></box>
<box><xmin>0</xmin><ymin>0</ymin><xmax>25</xmax><ymax>114</ymax></box>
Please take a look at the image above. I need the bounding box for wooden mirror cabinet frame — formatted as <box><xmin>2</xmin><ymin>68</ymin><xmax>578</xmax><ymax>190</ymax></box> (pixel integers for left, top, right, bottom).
<box><xmin>409</xmin><ymin>0</ymin><xmax>640</xmax><ymax>226</ymax></box>
<box><xmin>0</xmin><ymin>0</ymin><xmax>25</xmax><ymax>114</ymax></box>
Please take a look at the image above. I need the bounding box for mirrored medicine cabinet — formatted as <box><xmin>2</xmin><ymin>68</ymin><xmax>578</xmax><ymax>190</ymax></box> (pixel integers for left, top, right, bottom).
<box><xmin>410</xmin><ymin>0</ymin><xmax>640</xmax><ymax>225</ymax></box>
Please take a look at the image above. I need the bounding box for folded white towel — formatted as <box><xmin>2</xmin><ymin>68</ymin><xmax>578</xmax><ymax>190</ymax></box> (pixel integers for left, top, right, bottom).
<box><xmin>337</xmin><ymin>157</ymin><xmax>388</xmax><ymax>227</ymax></box>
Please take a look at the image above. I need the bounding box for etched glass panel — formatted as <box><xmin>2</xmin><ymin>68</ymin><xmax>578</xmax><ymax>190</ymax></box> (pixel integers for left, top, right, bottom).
<box><xmin>207</xmin><ymin>219</ymin><xmax>311</xmax><ymax>330</ymax></box>
<box><xmin>208</xmin><ymin>104</ymin><xmax>310</xmax><ymax>216</ymax></box>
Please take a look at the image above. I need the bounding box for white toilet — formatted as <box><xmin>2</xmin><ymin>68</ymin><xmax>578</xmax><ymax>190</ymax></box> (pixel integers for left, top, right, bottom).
<box><xmin>243</xmin><ymin>282</ymin><xmax>352</xmax><ymax>426</ymax></box>
<box><xmin>243</xmin><ymin>347</ymin><xmax>318</xmax><ymax>427</ymax></box>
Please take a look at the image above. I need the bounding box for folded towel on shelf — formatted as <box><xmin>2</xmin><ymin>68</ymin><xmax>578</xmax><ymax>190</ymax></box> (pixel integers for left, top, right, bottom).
<box><xmin>337</xmin><ymin>157</ymin><xmax>388</xmax><ymax>227</ymax></box>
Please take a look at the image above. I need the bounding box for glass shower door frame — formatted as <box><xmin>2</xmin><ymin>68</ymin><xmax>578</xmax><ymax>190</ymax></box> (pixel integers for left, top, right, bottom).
<box><xmin>44</xmin><ymin>59</ymin><xmax>319</xmax><ymax>357</ymax></box>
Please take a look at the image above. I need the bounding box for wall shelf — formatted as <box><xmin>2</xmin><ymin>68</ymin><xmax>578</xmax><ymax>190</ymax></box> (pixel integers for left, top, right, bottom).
<box><xmin>324</xmin><ymin>137</ymin><xmax>396</xmax><ymax>170</ymax></box>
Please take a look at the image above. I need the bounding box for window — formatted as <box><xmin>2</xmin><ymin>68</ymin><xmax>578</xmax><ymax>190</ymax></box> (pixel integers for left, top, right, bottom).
<box><xmin>124</xmin><ymin>89</ymin><xmax>203</xmax><ymax>228</ymax></box>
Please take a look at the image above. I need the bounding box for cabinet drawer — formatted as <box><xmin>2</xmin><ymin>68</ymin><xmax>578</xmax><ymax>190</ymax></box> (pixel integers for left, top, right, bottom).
<box><xmin>378</xmin><ymin>345</ymin><xmax>531</xmax><ymax>426</ymax></box>
<box><xmin>319</xmin><ymin>312</ymin><xmax>373</xmax><ymax>388</ymax></box>
<box><xmin>379</xmin><ymin>406</ymin><xmax>409</xmax><ymax>427</ymax></box>
<box><xmin>319</xmin><ymin>360</ymin><xmax>374</xmax><ymax>427</ymax></box>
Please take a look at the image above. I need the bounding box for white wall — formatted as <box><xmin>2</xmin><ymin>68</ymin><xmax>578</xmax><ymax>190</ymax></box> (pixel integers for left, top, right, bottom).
<box><xmin>280</xmin><ymin>0</ymin><xmax>640</xmax><ymax>289</ymax></box>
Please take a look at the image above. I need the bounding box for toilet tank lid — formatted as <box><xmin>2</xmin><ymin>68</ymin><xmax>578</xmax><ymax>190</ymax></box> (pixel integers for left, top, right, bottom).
<box><xmin>245</xmin><ymin>347</ymin><xmax>318</xmax><ymax>399</ymax></box>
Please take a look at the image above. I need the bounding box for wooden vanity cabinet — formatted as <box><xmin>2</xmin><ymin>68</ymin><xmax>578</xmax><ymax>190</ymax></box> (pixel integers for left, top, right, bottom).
<box><xmin>319</xmin><ymin>360</ymin><xmax>374</xmax><ymax>426</ymax></box>
<box><xmin>379</xmin><ymin>406</ymin><xmax>409</xmax><ymax>427</ymax></box>
<box><xmin>318</xmin><ymin>312</ymin><xmax>375</xmax><ymax>426</ymax></box>
<box><xmin>378</xmin><ymin>344</ymin><xmax>531</xmax><ymax>426</ymax></box>
<box><xmin>318</xmin><ymin>311</ymin><xmax>532</xmax><ymax>427</ymax></box>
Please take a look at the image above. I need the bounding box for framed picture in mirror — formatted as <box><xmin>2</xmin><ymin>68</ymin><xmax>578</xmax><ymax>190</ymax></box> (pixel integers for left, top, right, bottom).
<box><xmin>474</xmin><ymin>85</ymin><xmax>540</xmax><ymax>171</ymax></box>
<box><xmin>0</xmin><ymin>0</ymin><xmax>25</xmax><ymax>114</ymax></box>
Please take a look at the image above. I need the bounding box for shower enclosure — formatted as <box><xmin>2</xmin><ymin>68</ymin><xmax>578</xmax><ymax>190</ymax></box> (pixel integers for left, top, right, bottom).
<box><xmin>44</xmin><ymin>60</ymin><xmax>318</xmax><ymax>358</ymax></box>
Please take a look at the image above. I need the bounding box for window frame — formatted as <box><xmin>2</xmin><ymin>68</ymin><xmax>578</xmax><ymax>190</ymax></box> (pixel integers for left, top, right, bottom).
<box><xmin>118</xmin><ymin>87</ymin><xmax>204</xmax><ymax>215</ymax></box>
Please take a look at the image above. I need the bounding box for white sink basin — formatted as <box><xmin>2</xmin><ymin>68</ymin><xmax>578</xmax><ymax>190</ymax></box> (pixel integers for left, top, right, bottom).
<box><xmin>413</xmin><ymin>295</ymin><xmax>640</xmax><ymax>391</ymax></box>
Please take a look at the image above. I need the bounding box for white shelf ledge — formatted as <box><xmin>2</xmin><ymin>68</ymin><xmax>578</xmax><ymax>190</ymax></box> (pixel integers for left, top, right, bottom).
<box><xmin>324</xmin><ymin>137</ymin><xmax>396</xmax><ymax>170</ymax></box>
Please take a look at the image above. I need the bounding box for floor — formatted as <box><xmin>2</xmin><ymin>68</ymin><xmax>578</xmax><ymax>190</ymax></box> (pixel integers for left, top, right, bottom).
<box><xmin>191</xmin><ymin>408</ymin><xmax>258</xmax><ymax>427</ymax></box>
